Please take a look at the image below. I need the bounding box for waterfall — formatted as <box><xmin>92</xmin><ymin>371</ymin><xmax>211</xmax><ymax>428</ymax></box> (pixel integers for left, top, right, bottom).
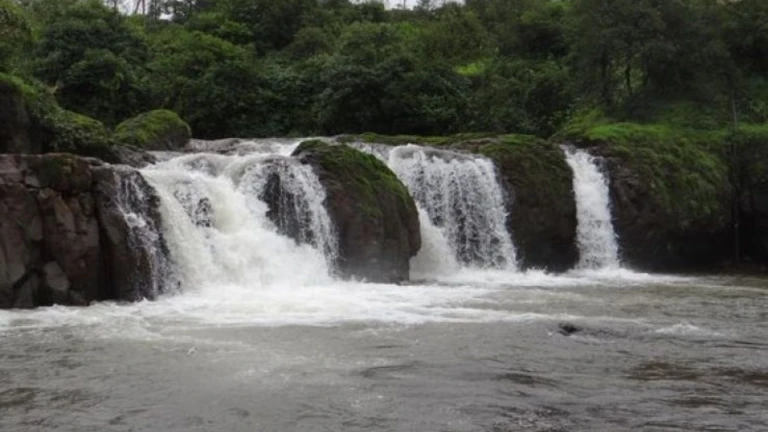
<box><xmin>410</xmin><ymin>206</ymin><xmax>460</xmax><ymax>279</ymax></box>
<box><xmin>562</xmin><ymin>146</ymin><xmax>620</xmax><ymax>269</ymax></box>
<box><xmin>138</xmin><ymin>146</ymin><xmax>335</xmax><ymax>292</ymax></box>
<box><xmin>100</xmin><ymin>167</ymin><xmax>170</xmax><ymax>300</ymax></box>
<box><xmin>353</xmin><ymin>143</ymin><xmax>517</xmax><ymax>272</ymax></box>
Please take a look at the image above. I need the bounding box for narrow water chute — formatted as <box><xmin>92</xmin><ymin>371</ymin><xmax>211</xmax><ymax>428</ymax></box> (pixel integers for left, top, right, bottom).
<box><xmin>562</xmin><ymin>146</ymin><xmax>620</xmax><ymax>270</ymax></box>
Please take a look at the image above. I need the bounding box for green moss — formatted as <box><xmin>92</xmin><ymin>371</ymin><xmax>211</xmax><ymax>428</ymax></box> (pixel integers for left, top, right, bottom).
<box><xmin>563</xmin><ymin>120</ymin><xmax>730</xmax><ymax>230</ymax></box>
<box><xmin>113</xmin><ymin>109</ymin><xmax>191</xmax><ymax>150</ymax></box>
<box><xmin>48</xmin><ymin>110</ymin><xmax>113</xmax><ymax>156</ymax></box>
<box><xmin>295</xmin><ymin>139</ymin><xmax>413</xmax><ymax>218</ymax></box>
<box><xmin>1</xmin><ymin>73</ymin><xmax>114</xmax><ymax>158</ymax></box>
<box><xmin>475</xmin><ymin>134</ymin><xmax>573</xmax><ymax>202</ymax></box>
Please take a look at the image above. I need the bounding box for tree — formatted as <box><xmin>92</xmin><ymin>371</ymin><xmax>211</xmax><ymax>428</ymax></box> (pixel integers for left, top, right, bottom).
<box><xmin>0</xmin><ymin>0</ymin><xmax>33</xmax><ymax>72</ymax></box>
<box><xmin>32</xmin><ymin>0</ymin><xmax>149</xmax><ymax>125</ymax></box>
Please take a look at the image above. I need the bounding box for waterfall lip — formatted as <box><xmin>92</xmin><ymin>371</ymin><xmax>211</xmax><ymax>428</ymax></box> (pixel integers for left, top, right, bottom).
<box><xmin>178</xmin><ymin>137</ymin><xmax>305</xmax><ymax>159</ymax></box>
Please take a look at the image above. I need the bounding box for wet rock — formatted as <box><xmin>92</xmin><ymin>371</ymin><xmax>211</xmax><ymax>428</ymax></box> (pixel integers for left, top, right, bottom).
<box><xmin>292</xmin><ymin>140</ymin><xmax>420</xmax><ymax>283</ymax></box>
<box><xmin>12</xmin><ymin>272</ymin><xmax>39</xmax><ymax>309</ymax></box>
<box><xmin>585</xmin><ymin>143</ymin><xmax>731</xmax><ymax>271</ymax></box>
<box><xmin>93</xmin><ymin>166</ymin><xmax>168</xmax><ymax>301</ymax></box>
<box><xmin>557</xmin><ymin>322</ymin><xmax>582</xmax><ymax>336</ymax></box>
<box><xmin>449</xmin><ymin>137</ymin><xmax>578</xmax><ymax>272</ymax></box>
<box><xmin>0</xmin><ymin>153</ymin><xmax>168</xmax><ymax>308</ymax></box>
<box><xmin>42</xmin><ymin>261</ymin><xmax>70</xmax><ymax>305</ymax></box>
<box><xmin>107</xmin><ymin>144</ymin><xmax>158</xmax><ymax>168</ymax></box>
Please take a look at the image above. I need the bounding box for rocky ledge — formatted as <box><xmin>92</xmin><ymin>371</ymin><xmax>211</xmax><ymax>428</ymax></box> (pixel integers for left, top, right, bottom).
<box><xmin>0</xmin><ymin>153</ymin><xmax>167</xmax><ymax>308</ymax></box>
<box><xmin>289</xmin><ymin>140</ymin><xmax>421</xmax><ymax>283</ymax></box>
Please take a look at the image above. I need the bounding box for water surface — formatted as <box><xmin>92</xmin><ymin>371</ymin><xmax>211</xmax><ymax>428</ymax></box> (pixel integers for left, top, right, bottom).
<box><xmin>1</xmin><ymin>271</ymin><xmax>766</xmax><ymax>432</ymax></box>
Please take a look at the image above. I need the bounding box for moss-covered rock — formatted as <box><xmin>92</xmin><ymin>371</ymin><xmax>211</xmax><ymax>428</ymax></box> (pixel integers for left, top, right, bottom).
<box><xmin>114</xmin><ymin>109</ymin><xmax>191</xmax><ymax>151</ymax></box>
<box><xmin>337</xmin><ymin>132</ymin><xmax>578</xmax><ymax>271</ymax></box>
<box><xmin>46</xmin><ymin>110</ymin><xmax>115</xmax><ymax>159</ymax></box>
<box><xmin>564</xmin><ymin>121</ymin><xmax>733</xmax><ymax>271</ymax></box>
<box><xmin>291</xmin><ymin>139</ymin><xmax>420</xmax><ymax>282</ymax></box>
<box><xmin>452</xmin><ymin>135</ymin><xmax>578</xmax><ymax>271</ymax></box>
<box><xmin>376</xmin><ymin>134</ymin><xmax>575</xmax><ymax>271</ymax></box>
<box><xmin>0</xmin><ymin>73</ymin><xmax>115</xmax><ymax>159</ymax></box>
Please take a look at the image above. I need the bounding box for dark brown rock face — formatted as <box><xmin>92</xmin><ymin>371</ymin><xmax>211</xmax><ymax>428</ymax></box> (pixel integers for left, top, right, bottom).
<box><xmin>290</xmin><ymin>140</ymin><xmax>420</xmax><ymax>283</ymax></box>
<box><xmin>0</xmin><ymin>154</ymin><xmax>167</xmax><ymax>308</ymax></box>
<box><xmin>93</xmin><ymin>167</ymin><xmax>169</xmax><ymax>301</ymax></box>
<box><xmin>587</xmin><ymin>144</ymin><xmax>731</xmax><ymax>271</ymax></box>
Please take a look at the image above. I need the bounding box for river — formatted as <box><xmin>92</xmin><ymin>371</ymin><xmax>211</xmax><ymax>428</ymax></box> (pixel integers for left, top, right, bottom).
<box><xmin>1</xmin><ymin>270</ymin><xmax>766</xmax><ymax>431</ymax></box>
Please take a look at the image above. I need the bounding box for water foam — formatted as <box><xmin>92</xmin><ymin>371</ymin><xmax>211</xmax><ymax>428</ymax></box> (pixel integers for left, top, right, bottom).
<box><xmin>141</xmin><ymin>150</ymin><xmax>335</xmax><ymax>293</ymax></box>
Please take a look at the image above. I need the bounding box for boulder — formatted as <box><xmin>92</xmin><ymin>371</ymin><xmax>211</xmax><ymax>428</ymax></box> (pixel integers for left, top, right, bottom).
<box><xmin>571</xmin><ymin>124</ymin><xmax>732</xmax><ymax>271</ymax></box>
<box><xmin>448</xmin><ymin>135</ymin><xmax>579</xmax><ymax>272</ymax></box>
<box><xmin>291</xmin><ymin>140</ymin><xmax>420</xmax><ymax>283</ymax></box>
<box><xmin>114</xmin><ymin>109</ymin><xmax>191</xmax><ymax>151</ymax></box>
<box><xmin>0</xmin><ymin>154</ymin><xmax>101</xmax><ymax>307</ymax></box>
<box><xmin>0</xmin><ymin>153</ymin><xmax>168</xmax><ymax>308</ymax></box>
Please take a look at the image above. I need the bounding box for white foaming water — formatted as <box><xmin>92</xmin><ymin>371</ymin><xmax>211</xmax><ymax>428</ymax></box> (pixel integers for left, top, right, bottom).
<box><xmin>354</xmin><ymin>143</ymin><xmax>517</xmax><ymax>273</ymax></box>
<box><xmin>410</xmin><ymin>206</ymin><xmax>460</xmax><ymax>279</ymax></box>
<box><xmin>140</xmin><ymin>149</ymin><xmax>335</xmax><ymax>293</ymax></box>
<box><xmin>563</xmin><ymin>146</ymin><xmax>620</xmax><ymax>270</ymax></box>
<box><xmin>655</xmin><ymin>322</ymin><xmax>723</xmax><ymax>337</ymax></box>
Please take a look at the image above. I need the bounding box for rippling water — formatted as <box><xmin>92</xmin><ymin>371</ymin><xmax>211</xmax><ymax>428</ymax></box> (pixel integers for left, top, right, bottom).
<box><xmin>1</xmin><ymin>270</ymin><xmax>767</xmax><ymax>431</ymax></box>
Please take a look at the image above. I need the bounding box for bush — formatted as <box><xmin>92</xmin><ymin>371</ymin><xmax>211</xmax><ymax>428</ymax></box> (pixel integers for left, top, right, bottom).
<box><xmin>113</xmin><ymin>109</ymin><xmax>191</xmax><ymax>150</ymax></box>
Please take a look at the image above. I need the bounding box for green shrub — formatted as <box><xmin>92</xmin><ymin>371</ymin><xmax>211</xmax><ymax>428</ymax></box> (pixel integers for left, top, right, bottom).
<box><xmin>113</xmin><ymin>109</ymin><xmax>191</xmax><ymax>150</ymax></box>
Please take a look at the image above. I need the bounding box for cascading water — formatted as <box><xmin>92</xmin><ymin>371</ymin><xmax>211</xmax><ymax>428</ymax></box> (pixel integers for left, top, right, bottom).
<box><xmin>353</xmin><ymin>143</ymin><xmax>517</xmax><ymax>273</ymax></box>
<box><xmin>107</xmin><ymin>167</ymin><xmax>170</xmax><ymax>299</ymax></box>
<box><xmin>562</xmin><ymin>146</ymin><xmax>620</xmax><ymax>269</ymax></box>
<box><xmin>138</xmin><ymin>144</ymin><xmax>336</xmax><ymax>293</ymax></box>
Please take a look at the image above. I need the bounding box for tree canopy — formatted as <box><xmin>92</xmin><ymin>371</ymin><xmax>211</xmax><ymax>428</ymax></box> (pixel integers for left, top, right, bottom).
<box><xmin>1</xmin><ymin>0</ymin><xmax>765</xmax><ymax>138</ymax></box>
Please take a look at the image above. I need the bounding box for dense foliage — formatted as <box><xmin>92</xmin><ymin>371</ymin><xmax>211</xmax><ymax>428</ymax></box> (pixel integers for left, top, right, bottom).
<box><xmin>1</xmin><ymin>0</ymin><xmax>767</xmax><ymax>138</ymax></box>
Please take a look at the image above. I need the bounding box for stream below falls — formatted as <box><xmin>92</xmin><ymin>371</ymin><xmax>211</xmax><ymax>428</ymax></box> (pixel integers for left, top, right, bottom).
<box><xmin>1</xmin><ymin>270</ymin><xmax>767</xmax><ymax>432</ymax></box>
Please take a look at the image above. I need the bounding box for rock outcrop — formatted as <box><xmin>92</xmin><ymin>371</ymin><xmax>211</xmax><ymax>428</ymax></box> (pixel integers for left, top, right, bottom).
<box><xmin>0</xmin><ymin>153</ymin><xmax>167</xmax><ymax>308</ymax></box>
<box><xmin>0</xmin><ymin>75</ymin><xmax>166</xmax><ymax>168</ymax></box>
<box><xmin>339</xmin><ymin>134</ymin><xmax>579</xmax><ymax>272</ymax></box>
<box><xmin>291</xmin><ymin>140</ymin><xmax>420</xmax><ymax>283</ymax></box>
<box><xmin>448</xmin><ymin>136</ymin><xmax>579</xmax><ymax>272</ymax></box>
<box><xmin>113</xmin><ymin>109</ymin><xmax>191</xmax><ymax>151</ymax></box>
<box><xmin>571</xmin><ymin>125</ymin><xmax>732</xmax><ymax>271</ymax></box>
